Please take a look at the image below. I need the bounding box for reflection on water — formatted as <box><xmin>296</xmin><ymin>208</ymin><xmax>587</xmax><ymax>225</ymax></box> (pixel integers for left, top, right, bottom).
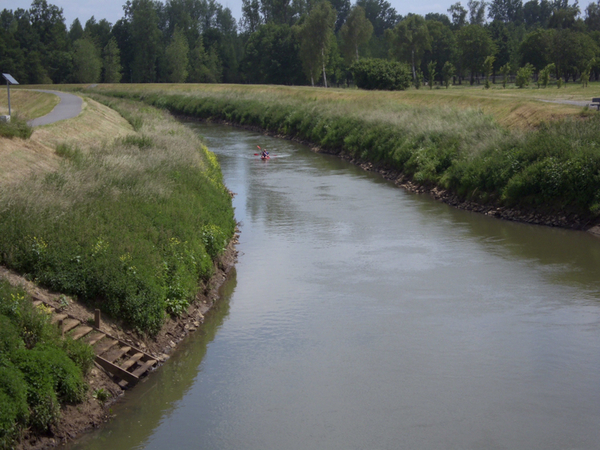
<box><xmin>70</xmin><ymin>122</ymin><xmax>600</xmax><ymax>450</ymax></box>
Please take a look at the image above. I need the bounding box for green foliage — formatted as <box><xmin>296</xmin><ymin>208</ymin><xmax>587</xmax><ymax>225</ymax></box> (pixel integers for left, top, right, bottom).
<box><xmin>427</xmin><ymin>60</ymin><xmax>437</xmax><ymax>89</ymax></box>
<box><xmin>0</xmin><ymin>282</ymin><xmax>92</xmax><ymax>445</ymax></box>
<box><xmin>500</xmin><ymin>63</ymin><xmax>511</xmax><ymax>88</ymax></box>
<box><xmin>538</xmin><ymin>63</ymin><xmax>554</xmax><ymax>88</ymax></box>
<box><xmin>0</xmin><ymin>115</ymin><xmax>33</xmax><ymax>140</ymax></box>
<box><xmin>442</xmin><ymin>61</ymin><xmax>455</xmax><ymax>88</ymax></box>
<box><xmin>515</xmin><ymin>63</ymin><xmax>534</xmax><ymax>88</ymax></box>
<box><xmin>351</xmin><ymin>58</ymin><xmax>412</xmax><ymax>90</ymax></box>
<box><xmin>0</xmin><ymin>97</ymin><xmax>235</xmax><ymax>335</ymax></box>
<box><xmin>483</xmin><ymin>56</ymin><xmax>495</xmax><ymax>89</ymax></box>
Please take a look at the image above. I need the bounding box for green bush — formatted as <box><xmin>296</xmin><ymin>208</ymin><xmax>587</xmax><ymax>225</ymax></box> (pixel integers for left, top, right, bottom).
<box><xmin>0</xmin><ymin>282</ymin><xmax>92</xmax><ymax>443</ymax></box>
<box><xmin>350</xmin><ymin>58</ymin><xmax>412</xmax><ymax>90</ymax></box>
<box><xmin>0</xmin><ymin>97</ymin><xmax>235</xmax><ymax>335</ymax></box>
<box><xmin>0</xmin><ymin>115</ymin><xmax>32</xmax><ymax>139</ymax></box>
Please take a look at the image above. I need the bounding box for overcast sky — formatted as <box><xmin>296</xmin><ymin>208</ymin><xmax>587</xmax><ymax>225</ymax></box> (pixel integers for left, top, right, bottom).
<box><xmin>2</xmin><ymin>0</ymin><xmax>596</xmax><ymax>29</ymax></box>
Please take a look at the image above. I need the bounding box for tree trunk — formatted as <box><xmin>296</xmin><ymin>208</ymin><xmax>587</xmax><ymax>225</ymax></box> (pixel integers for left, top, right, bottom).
<box><xmin>311</xmin><ymin>75</ymin><xmax>314</xmax><ymax>86</ymax></box>
<box><xmin>322</xmin><ymin>48</ymin><xmax>328</xmax><ymax>88</ymax></box>
<box><xmin>411</xmin><ymin>49</ymin><xmax>416</xmax><ymax>80</ymax></box>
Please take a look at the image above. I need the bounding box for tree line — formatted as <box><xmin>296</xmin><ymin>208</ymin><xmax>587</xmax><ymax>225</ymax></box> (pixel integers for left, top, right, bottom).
<box><xmin>1</xmin><ymin>0</ymin><xmax>600</xmax><ymax>88</ymax></box>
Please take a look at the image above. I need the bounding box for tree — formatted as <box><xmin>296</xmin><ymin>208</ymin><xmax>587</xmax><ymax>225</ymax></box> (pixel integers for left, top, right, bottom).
<box><xmin>488</xmin><ymin>0</ymin><xmax>524</xmax><ymax>23</ymax></box>
<box><xmin>468</xmin><ymin>0</ymin><xmax>487</xmax><ymax>25</ymax></box>
<box><xmin>68</xmin><ymin>18</ymin><xmax>83</xmax><ymax>43</ymax></box>
<box><xmin>72</xmin><ymin>37</ymin><xmax>101</xmax><ymax>83</ymax></box>
<box><xmin>519</xmin><ymin>28</ymin><xmax>553</xmax><ymax>72</ymax></box>
<box><xmin>103</xmin><ymin>37</ymin><xmax>122</xmax><ymax>82</ymax></box>
<box><xmin>165</xmin><ymin>26</ymin><xmax>189</xmax><ymax>82</ymax></box>
<box><xmin>427</xmin><ymin>60</ymin><xmax>436</xmax><ymax>87</ymax></box>
<box><xmin>129</xmin><ymin>0</ymin><xmax>162</xmax><ymax>82</ymax></box>
<box><xmin>483</xmin><ymin>55</ymin><xmax>495</xmax><ymax>87</ymax></box>
<box><xmin>442</xmin><ymin>61</ymin><xmax>455</xmax><ymax>87</ymax></box>
<box><xmin>456</xmin><ymin>24</ymin><xmax>496</xmax><ymax>83</ymax></box>
<box><xmin>241</xmin><ymin>0</ymin><xmax>263</xmax><ymax>33</ymax></box>
<box><xmin>586</xmin><ymin>1</ymin><xmax>600</xmax><ymax>31</ymax></box>
<box><xmin>538</xmin><ymin>63</ymin><xmax>554</xmax><ymax>87</ymax></box>
<box><xmin>448</xmin><ymin>2</ymin><xmax>468</xmax><ymax>28</ymax></box>
<box><xmin>188</xmin><ymin>36</ymin><xmax>222</xmax><ymax>82</ymax></box>
<box><xmin>515</xmin><ymin>62</ymin><xmax>533</xmax><ymax>87</ymax></box>
<box><xmin>339</xmin><ymin>5</ymin><xmax>373</xmax><ymax>63</ymax></box>
<box><xmin>297</xmin><ymin>1</ymin><xmax>337</xmax><ymax>87</ymax></box>
<box><xmin>499</xmin><ymin>62</ymin><xmax>510</xmax><ymax>86</ymax></box>
<box><xmin>387</xmin><ymin>14</ymin><xmax>431</xmax><ymax>80</ymax></box>
<box><xmin>242</xmin><ymin>23</ymin><xmax>304</xmax><ymax>84</ymax></box>
<box><xmin>425</xmin><ymin>12</ymin><xmax>452</xmax><ymax>27</ymax></box>
<box><xmin>356</xmin><ymin>0</ymin><xmax>399</xmax><ymax>36</ymax></box>
<box><xmin>523</xmin><ymin>0</ymin><xmax>552</xmax><ymax>27</ymax></box>
<box><xmin>424</xmin><ymin>19</ymin><xmax>456</xmax><ymax>84</ymax></box>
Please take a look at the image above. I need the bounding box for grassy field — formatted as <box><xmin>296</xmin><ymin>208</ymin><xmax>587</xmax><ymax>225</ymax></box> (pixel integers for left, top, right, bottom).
<box><xmin>43</xmin><ymin>80</ymin><xmax>599</xmax><ymax>129</ymax></box>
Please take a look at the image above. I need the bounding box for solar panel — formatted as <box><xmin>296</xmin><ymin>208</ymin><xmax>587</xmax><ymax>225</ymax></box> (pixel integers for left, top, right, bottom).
<box><xmin>2</xmin><ymin>74</ymin><xmax>18</xmax><ymax>85</ymax></box>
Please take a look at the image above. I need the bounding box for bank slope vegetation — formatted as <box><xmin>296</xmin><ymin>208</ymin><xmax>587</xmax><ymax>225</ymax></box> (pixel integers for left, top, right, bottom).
<box><xmin>0</xmin><ymin>95</ymin><xmax>236</xmax><ymax>336</ymax></box>
<box><xmin>0</xmin><ymin>281</ymin><xmax>94</xmax><ymax>448</ymax></box>
<box><xmin>3</xmin><ymin>0</ymin><xmax>600</xmax><ymax>89</ymax></box>
<box><xmin>96</xmin><ymin>86</ymin><xmax>600</xmax><ymax>224</ymax></box>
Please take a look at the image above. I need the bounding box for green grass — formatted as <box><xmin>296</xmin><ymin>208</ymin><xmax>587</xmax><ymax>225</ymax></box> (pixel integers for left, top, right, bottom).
<box><xmin>89</xmin><ymin>84</ymin><xmax>600</xmax><ymax>222</ymax></box>
<box><xmin>0</xmin><ymin>115</ymin><xmax>32</xmax><ymax>139</ymax></box>
<box><xmin>0</xmin><ymin>95</ymin><xmax>236</xmax><ymax>335</ymax></box>
<box><xmin>0</xmin><ymin>280</ymin><xmax>93</xmax><ymax>448</ymax></box>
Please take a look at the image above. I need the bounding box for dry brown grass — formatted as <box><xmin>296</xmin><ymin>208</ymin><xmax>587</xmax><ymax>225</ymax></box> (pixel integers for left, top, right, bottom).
<box><xmin>0</xmin><ymin>96</ymin><xmax>134</xmax><ymax>188</ymax></box>
<box><xmin>0</xmin><ymin>89</ymin><xmax>59</xmax><ymax>119</ymax></box>
<box><xmin>84</xmin><ymin>81</ymin><xmax>592</xmax><ymax>129</ymax></box>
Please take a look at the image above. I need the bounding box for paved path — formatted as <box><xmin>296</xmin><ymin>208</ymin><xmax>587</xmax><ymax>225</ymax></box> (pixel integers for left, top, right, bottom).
<box><xmin>27</xmin><ymin>90</ymin><xmax>83</xmax><ymax>127</ymax></box>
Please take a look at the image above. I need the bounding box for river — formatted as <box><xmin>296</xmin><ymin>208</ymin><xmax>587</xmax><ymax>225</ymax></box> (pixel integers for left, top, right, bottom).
<box><xmin>69</xmin><ymin>122</ymin><xmax>600</xmax><ymax>450</ymax></box>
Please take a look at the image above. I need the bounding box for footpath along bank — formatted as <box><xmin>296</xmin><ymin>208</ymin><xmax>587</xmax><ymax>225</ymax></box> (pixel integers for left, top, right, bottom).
<box><xmin>0</xmin><ymin>91</ymin><xmax>237</xmax><ymax>449</ymax></box>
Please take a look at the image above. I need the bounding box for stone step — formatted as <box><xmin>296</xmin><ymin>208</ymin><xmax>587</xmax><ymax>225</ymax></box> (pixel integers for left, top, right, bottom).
<box><xmin>70</xmin><ymin>325</ymin><xmax>93</xmax><ymax>340</ymax></box>
<box><xmin>85</xmin><ymin>331</ymin><xmax>105</xmax><ymax>346</ymax></box>
<box><xmin>95</xmin><ymin>338</ymin><xmax>119</xmax><ymax>355</ymax></box>
<box><xmin>62</xmin><ymin>318</ymin><xmax>80</xmax><ymax>333</ymax></box>
<box><xmin>103</xmin><ymin>346</ymin><xmax>131</xmax><ymax>364</ymax></box>
<box><xmin>51</xmin><ymin>313</ymin><xmax>68</xmax><ymax>324</ymax></box>
<box><xmin>121</xmin><ymin>352</ymin><xmax>144</xmax><ymax>370</ymax></box>
<box><xmin>130</xmin><ymin>359</ymin><xmax>157</xmax><ymax>378</ymax></box>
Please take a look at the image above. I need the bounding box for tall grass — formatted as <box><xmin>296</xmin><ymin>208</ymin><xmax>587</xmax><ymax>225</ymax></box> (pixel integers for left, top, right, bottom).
<box><xmin>94</xmin><ymin>86</ymin><xmax>600</xmax><ymax>221</ymax></box>
<box><xmin>0</xmin><ymin>96</ymin><xmax>235</xmax><ymax>334</ymax></box>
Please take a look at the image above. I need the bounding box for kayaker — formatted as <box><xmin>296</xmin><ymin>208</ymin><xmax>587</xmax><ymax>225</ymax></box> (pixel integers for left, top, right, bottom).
<box><xmin>261</xmin><ymin>149</ymin><xmax>269</xmax><ymax>158</ymax></box>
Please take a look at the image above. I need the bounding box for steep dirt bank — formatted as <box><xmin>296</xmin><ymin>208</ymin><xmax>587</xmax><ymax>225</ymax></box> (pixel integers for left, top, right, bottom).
<box><xmin>0</xmin><ymin>234</ymin><xmax>238</xmax><ymax>450</ymax></box>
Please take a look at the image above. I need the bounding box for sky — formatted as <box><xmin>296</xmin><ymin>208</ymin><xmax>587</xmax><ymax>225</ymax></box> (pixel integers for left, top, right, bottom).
<box><xmin>2</xmin><ymin>0</ymin><xmax>597</xmax><ymax>29</ymax></box>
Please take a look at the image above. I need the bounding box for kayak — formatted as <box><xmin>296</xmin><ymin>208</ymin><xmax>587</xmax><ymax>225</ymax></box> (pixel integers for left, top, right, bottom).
<box><xmin>261</xmin><ymin>155</ymin><xmax>270</xmax><ymax>160</ymax></box>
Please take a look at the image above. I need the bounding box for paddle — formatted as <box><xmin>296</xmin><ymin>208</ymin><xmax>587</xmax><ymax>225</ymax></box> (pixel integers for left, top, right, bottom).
<box><xmin>255</xmin><ymin>145</ymin><xmax>275</xmax><ymax>157</ymax></box>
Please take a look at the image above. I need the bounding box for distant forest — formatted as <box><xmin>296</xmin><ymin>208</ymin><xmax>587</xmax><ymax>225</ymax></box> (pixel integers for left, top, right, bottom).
<box><xmin>2</xmin><ymin>0</ymin><xmax>600</xmax><ymax>87</ymax></box>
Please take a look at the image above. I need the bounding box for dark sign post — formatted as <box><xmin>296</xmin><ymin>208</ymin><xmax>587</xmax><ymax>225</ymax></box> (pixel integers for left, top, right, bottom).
<box><xmin>2</xmin><ymin>73</ymin><xmax>19</xmax><ymax>118</ymax></box>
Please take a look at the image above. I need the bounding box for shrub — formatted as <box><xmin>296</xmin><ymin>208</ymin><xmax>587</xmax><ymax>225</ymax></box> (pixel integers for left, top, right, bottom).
<box><xmin>351</xmin><ymin>58</ymin><xmax>412</xmax><ymax>90</ymax></box>
<box><xmin>0</xmin><ymin>115</ymin><xmax>32</xmax><ymax>139</ymax></box>
<box><xmin>515</xmin><ymin>64</ymin><xmax>534</xmax><ymax>88</ymax></box>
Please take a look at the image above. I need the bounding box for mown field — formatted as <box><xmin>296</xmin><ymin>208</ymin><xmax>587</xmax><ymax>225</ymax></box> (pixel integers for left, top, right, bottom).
<box><xmin>53</xmin><ymin>81</ymin><xmax>600</xmax><ymax>223</ymax></box>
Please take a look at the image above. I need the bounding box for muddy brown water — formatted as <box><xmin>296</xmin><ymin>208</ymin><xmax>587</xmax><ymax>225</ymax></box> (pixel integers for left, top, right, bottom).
<box><xmin>69</xmin><ymin>123</ymin><xmax>600</xmax><ymax>450</ymax></box>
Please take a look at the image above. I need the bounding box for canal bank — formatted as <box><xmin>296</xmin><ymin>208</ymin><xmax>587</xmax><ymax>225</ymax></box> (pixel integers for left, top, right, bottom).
<box><xmin>2</xmin><ymin>236</ymin><xmax>237</xmax><ymax>450</ymax></box>
<box><xmin>65</xmin><ymin>121</ymin><xmax>600</xmax><ymax>450</ymax></box>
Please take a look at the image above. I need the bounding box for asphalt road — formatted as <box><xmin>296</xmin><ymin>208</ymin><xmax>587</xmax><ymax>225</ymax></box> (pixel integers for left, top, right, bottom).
<box><xmin>27</xmin><ymin>90</ymin><xmax>83</xmax><ymax>127</ymax></box>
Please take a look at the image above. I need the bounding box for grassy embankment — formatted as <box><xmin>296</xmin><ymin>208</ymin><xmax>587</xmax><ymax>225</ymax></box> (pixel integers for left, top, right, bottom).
<box><xmin>0</xmin><ymin>92</ymin><xmax>235</xmax><ymax>334</ymax></box>
<box><xmin>0</xmin><ymin>280</ymin><xmax>94</xmax><ymax>447</ymax></box>
<box><xmin>82</xmin><ymin>82</ymin><xmax>600</xmax><ymax>223</ymax></box>
<box><xmin>0</xmin><ymin>91</ymin><xmax>235</xmax><ymax>447</ymax></box>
